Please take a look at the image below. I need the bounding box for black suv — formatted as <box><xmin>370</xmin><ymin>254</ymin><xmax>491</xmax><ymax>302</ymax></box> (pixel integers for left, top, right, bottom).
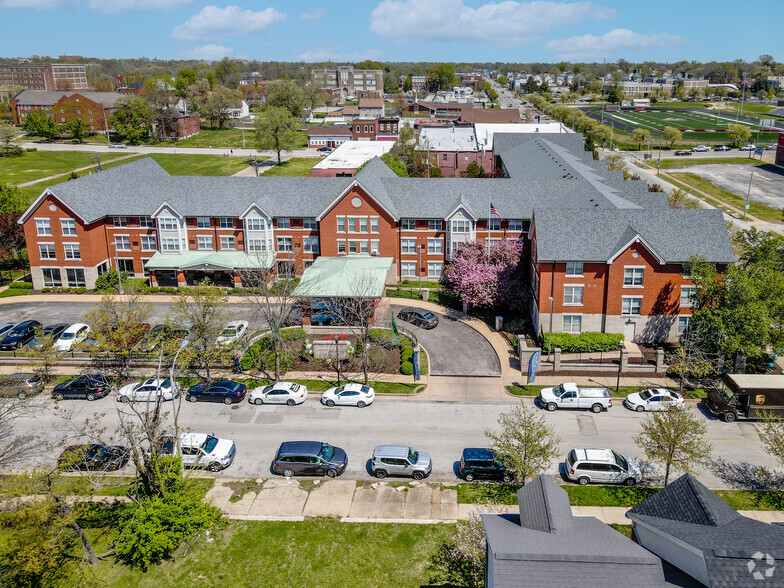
<box><xmin>187</xmin><ymin>380</ymin><xmax>247</xmax><ymax>404</ymax></box>
<box><xmin>272</xmin><ymin>441</ymin><xmax>348</xmax><ymax>478</ymax></box>
<box><xmin>459</xmin><ymin>448</ymin><xmax>515</xmax><ymax>482</ymax></box>
<box><xmin>0</xmin><ymin>320</ymin><xmax>41</xmax><ymax>350</ymax></box>
<box><xmin>58</xmin><ymin>444</ymin><xmax>129</xmax><ymax>471</ymax></box>
<box><xmin>52</xmin><ymin>375</ymin><xmax>112</xmax><ymax>401</ymax></box>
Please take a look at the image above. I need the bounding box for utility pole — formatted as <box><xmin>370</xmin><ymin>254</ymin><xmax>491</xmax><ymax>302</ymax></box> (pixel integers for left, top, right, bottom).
<box><xmin>743</xmin><ymin>168</ymin><xmax>755</xmax><ymax>220</ymax></box>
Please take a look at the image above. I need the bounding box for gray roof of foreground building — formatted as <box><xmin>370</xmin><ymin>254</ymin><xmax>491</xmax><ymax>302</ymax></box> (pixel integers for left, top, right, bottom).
<box><xmin>627</xmin><ymin>474</ymin><xmax>784</xmax><ymax>588</ymax></box>
<box><xmin>533</xmin><ymin>208</ymin><xmax>736</xmax><ymax>264</ymax></box>
<box><xmin>482</xmin><ymin>476</ymin><xmax>666</xmax><ymax>588</ymax></box>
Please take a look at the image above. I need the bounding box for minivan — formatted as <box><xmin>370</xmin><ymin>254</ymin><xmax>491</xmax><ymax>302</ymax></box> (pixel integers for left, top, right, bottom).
<box><xmin>370</xmin><ymin>445</ymin><xmax>432</xmax><ymax>480</ymax></box>
<box><xmin>564</xmin><ymin>448</ymin><xmax>641</xmax><ymax>486</ymax></box>
<box><xmin>272</xmin><ymin>441</ymin><xmax>348</xmax><ymax>478</ymax></box>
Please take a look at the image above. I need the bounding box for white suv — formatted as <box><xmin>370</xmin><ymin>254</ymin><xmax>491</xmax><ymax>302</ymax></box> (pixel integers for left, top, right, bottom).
<box><xmin>151</xmin><ymin>433</ymin><xmax>236</xmax><ymax>472</ymax></box>
<box><xmin>564</xmin><ymin>448</ymin><xmax>641</xmax><ymax>486</ymax></box>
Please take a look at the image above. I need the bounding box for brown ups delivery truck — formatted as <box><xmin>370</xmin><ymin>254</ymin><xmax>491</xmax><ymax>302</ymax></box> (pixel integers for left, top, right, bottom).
<box><xmin>704</xmin><ymin>374</ymin><xmax>784</xmax><ymax>422</ymax></box>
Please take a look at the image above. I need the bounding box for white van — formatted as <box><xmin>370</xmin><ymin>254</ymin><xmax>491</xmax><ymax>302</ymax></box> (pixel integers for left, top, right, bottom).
<box><xmin>564</xmin><ymin>448</ymin><xmax>641</xmax><ymax>486</ymax></box>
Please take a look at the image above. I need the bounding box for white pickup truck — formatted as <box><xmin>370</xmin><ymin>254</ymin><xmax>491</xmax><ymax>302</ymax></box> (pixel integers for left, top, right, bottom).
<box><xmin>538</xmin><ymin>382</ymin><xmax>612</xmax><ymax>413</ymax></box>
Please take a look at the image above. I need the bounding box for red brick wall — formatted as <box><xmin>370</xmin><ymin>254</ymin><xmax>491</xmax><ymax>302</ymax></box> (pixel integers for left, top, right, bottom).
<box><xmin>434</xmin><ymin>150</ymin><xmax>493</xmax><ymax>177</ymax></box>
<box><xmin>352</xmin><ymin>120</ymin><xmax>378</xmax><ymax>140</ymax></box>
<box><xmin>53</xmin><ymin>94</ymin><xmax>108</xmax><ymax>131</ymax></box>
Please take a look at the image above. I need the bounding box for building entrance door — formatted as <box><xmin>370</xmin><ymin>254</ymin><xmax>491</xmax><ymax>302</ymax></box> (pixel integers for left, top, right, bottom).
<box><xmin>623</xmin><ymin>321</ymin><xmax>636</xmax><ymax>343</ymax></box>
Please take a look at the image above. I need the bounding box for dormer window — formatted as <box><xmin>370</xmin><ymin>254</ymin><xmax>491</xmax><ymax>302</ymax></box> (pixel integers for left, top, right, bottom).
<box><xmin>159</xmin><ymin>217</ymin><xmax>178</xmax><ymax>230</ymax></box>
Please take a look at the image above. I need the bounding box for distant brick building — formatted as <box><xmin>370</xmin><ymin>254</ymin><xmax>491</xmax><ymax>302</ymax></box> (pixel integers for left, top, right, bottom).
<box><xmin>0</xmin><ymin>63</ymin><xmax>88</xmax><ymax>91</ymax></box>
<box><xmin>311</xmin><ymin>65</ymin><xmax>383</xmax><ymax>101</ymax></box>
<box><xmin>11</xmin><ymin>90</ymin><xmax>124</xmax><ymax>131</ymax></box>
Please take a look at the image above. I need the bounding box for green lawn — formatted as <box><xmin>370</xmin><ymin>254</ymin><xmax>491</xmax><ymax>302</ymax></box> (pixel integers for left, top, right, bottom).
<box><xmin>170</xmin><ymin>127</ymin><xmax>307</xmax><ymax>150</ymax></box>
<box><xmin>0</xmin><ymin>150</ymin><xmax>137</xmax><ymax>186</ymax></box>
<box><xmin>262</xmin><ymin>157</ymin><xmax>318</xmax><ymax>177</ymax></box>
<box><xmin>660</xmin><ymin>157</ymin><xmax>765</xmax><ymax>170</ymax></box>
<box><xmin>0</xmin><ymin>473</ymin><xmax>213</xmax><ymax>498</ymax></box>
<box><xmin>669</xmin><ymin>172</ymin><xmax>781</xmax><ymax>221</ymax></box>
<box><xmin>92</xmin><ymin>518</ymin><xmax>453</xmax><ymax>587</ymax></box>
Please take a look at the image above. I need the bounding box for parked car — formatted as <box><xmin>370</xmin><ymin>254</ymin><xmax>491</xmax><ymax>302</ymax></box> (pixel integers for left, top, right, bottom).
<box><xmin>109</xmin><ymin>143</ymin><xmax>127</xmax><ymax>149</ymax></box>
<box><xmin>704</xmin><ymin>373</ymin><xmax>784</xmax><ymax>422</ymax></box>
<box><xmin>538</xmin><ymin>382</ymin><xmax>612</xmax><ymax>413</ymax></box>
<box><xmin>0</xmin><ymin>320</ymin><xmax>41</xmax><ymax>350</ymax></box>
<box><xmin>564</xmin><ymin>448</ymin><xmax>641</xmax><ymax>486</ymax></box>
<box><xmin>27</xmin><ymin>323</ymin><xmax>69</xmax><ymax>350</ymax></box>
<box><xmin>53</xmin><ymin>323</ymin><xmax>90</xmax><ymax>351</ymax></box>
<box><xmin>248</xmin><ymin>381</ymin><xmax>307</xmax><ymax>406</ymax></box>
<box><xmin>152</xmin><ymin>433</ymin><xmax>236</xmax><ymax>471</ymax></box>
<box><xmin>624</xmin><ymin>388</ymin><xmax>684</xmax><ymax>412</ymax></box>
<box><xmin>0</xmin><ymin>323</ymin><xmax>15</xmax><ymax>338</ymax></box>
<box><xmin>370</xmin><ymin>445</ymin><xmax>432</xmax><ymax>480</ymax></box>
<box><xmin>691</xmin><ymin>145</ymin><xmax>710</xmax><ymax>152</ymax></box>
<box><xmin>310</xmin><ymin>312</ymin><xmax>341</xmax><ymax>326</ymax></box>
<box><xmin>714</xmin><ymin>145</ymin><xmax>732</xmax><ymax>151</ymax></box>
<box><xmin>58</xmin><ymin>444</ymin><xmax>129</xmax><ymax>471</ymax></box>
<box><xmin>739</xmin><ymin>144</ymin><xmax>755</xmax><ymax>151</ymax></box>
<box><xmin>186</xmin><ymin>380</ymin><xmax>247</xmax><ymax>404</ymax></box>
<box><xmin>215</xmin><ymin>320</ymin><xmax>249</xmax><ymax>346</ymax></box>
<box><xmin>321</xmin><ymin>383</ymin><xmax>375</xmax><ymax>408</ymax></box>
<box><xmin>765</xmin><ymin>144</ymin><xmax>777</xmax><ymax>151</ymax></box>
<box><xmin>271</xmin><ymin>441</ymin><xmax>348</xmax><ymax>478</ymax></box>
<box><xmin>142</xmin><ymin>323</ymin><xmax>191</xmax><ymax>352</ymax></box>
<box><xmin>317</xmin><ymin>146</ymin><xmax>332</xmax><ymax>152</ymax></box>
<box><xmin>0</xmin><ymin>372</ymin><xmax>44</xmax><ymax>399</ymax></box>
<box><xmin>117</xmin><ymin>378</ymin><xmax>180</xmax><ymax>403</ymax></box>
<box><xmin>397</xmin><ymin>308</ymin><xmax>439</xmax><ymax>329</ymax></box>
<box><xmin>674</xmin><ymin>150</ymin><xmax>692</xmax><ymax>156</ymax></box>
<box><xmin>51</xmin><ymin>375</ymin><xmax>112</xmax><ymax>401</ymax></box>
<box><xmin>459</xmin><ymin>448</ymin><xmax>515</xmax><ymax>482</ymax></box>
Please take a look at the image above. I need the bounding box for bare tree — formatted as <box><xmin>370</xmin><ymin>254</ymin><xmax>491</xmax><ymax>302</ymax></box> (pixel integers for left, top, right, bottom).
<box><xmin>0</xmin><ymin>397</ymin><xmax>45</xmax><ymax>469</ymax></box>
<box><xmin>24</xmin><ymin>326</ymin><xmax>65</xmax><ymax>382</ymax></box>
<box><xmin>758</xmin><ymin>412</ymin><xmax>784</xmax><ymax>470</ymax></box>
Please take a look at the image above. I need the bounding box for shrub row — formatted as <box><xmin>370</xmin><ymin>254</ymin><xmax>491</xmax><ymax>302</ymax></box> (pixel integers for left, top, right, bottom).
<box><xmin>41</xmin><ymin>287</ymin><xmax>87</xmax><ymax>294</ymax></box>
<box><xmin>8</xmin><ymin>282</ymin><xmax>33</xmax><ymax>289</ymax></box>
<box><xmin>539</xmin><ymin>331</ymin><xmax>625</xmax><ymax>353</ymax></box>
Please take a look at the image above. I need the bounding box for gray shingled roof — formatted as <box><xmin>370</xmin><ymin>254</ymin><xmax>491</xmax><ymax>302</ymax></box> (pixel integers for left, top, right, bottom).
<box><xmin>13</xmin><ymin>90</ymin><xmax>124</xmax><ymax>108</ymax></box>
<box><xmin>533</xmin><ymin>208</ymin><xmax>735</xmax><ymax>264</ymax></box>
<box><xmin>627</xmin><ymin>474</ymin><xmax>784</xmax><ymax>588</ymax></box>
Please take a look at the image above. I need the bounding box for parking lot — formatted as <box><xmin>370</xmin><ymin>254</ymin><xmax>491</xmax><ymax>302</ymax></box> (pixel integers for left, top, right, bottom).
<box><xmin>673</xmin><ymin>162</ymin><xmax>784</xmax><ymax>209</ymax></box>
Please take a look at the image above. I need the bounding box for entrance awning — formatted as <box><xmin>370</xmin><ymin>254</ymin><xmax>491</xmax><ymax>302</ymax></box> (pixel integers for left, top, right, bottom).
<box><xmin>292</xmin><ymin>255</ymin><xmax>393</xmax><ymax>298</ymax></box>
<box><xmin>144</xmin><ymin>251</ymin><xmax>274</xmax><ymax>271</ymax></box>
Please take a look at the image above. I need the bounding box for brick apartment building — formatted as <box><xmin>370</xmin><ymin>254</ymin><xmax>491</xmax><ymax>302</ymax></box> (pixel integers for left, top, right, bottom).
<box><xmin>11</xmin><ymin>90</ymin><xmax>124</xmax><ymax>130</ymax></box>
<box><xmin>308</xmin><ymin>118</ymin><xmax>399</xmax><ymax>146</ymax></box>
<box><xmin>19</xmin><ymin>133</ymin><xmax>733</xmax><ymax>342</ymax></box>
<box><xmin>405</xmin><ymin>100</ymin><xmax>520</xmax><ymax>124</ymax></box>
<box><xmin>0</xmin><ymin>63</ymin><xmax>88</xmax><ymax>91</ymax></box>
<box><xmin>311</xmin><ymin>65</ymin><xmax>383</xmax><ymax>102</ymax></box>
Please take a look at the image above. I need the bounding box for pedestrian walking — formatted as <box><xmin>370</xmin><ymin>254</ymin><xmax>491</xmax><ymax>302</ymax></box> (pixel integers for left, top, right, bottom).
<box><xmin>234</xmin><ymin>354</ymin><xmax>243</xmax><ymax>374</ymax></box>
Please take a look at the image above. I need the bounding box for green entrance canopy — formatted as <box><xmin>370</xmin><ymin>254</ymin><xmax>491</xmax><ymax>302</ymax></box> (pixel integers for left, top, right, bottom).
<box><xmin>144</xmin><ymin>251</ymin><xmax>274</xmax><ymax>271</ymax></box>
<box><xmin>293</xmin><ymin>255</ymin><xmax>393</xmax><ymax>298</ymax></box>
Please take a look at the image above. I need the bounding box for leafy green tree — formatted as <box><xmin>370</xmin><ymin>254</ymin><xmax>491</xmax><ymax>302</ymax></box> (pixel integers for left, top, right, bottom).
<box><xmin>0</xmin><ymin>123</ymin><xmax>19</xmax><ymax>155</ymax></box>
<box><xmin>728</xmin><ymin>123</ymin><xmax>752</xmax><ymax>146</ymax></box>
<box><xmin>663</xmin><ymin>126</ymin><xmax>682</xmax><ymax>148</ymax></box>
<box><xmin>201</xmin><ymin>86</ymin><xmax>242</xmax><ymax>129</ymax></box>
<box><xmin>66</xmin><ymin>118</ymin><xmax>88</xmax><ymax>143</ymax></box>
<box><xmin>0</xmin><ymin>184</ymin><xmax>26</xmax><ymax>265</ymax></box>
<box><xmin>668</xmin><ymin>187</ymin><xmax>702</xmax><ymax>209</ymax></box>
<box><xmin>632</xmin><ymin>127</ymin><xmax>652</xmax><ymax>150</ymax></box>
<box><xmin>758</xmin><ymin>412</ymin><xmax>784</xmax><ymax>469</ymax></box>
<box><xmin>461</xmin><ymin>162</ymin><xmax>486</xmax><ymax>178</ymax></box>
<box><xmin>402</xmin><ymin>75</ymin><xmax>412</xmax><ymax>92</ymax></box>
<box><xmin>485</xmin><ymin>402</ymin><xmax>560</xmax><ymax>484</ymax></box>
<box><xmin>604</xmin><ymin>154</ymin><xmax>626</xmax><ymax>171</ymax></box>
<box><xmin>185</xmin><ymin>79</ymin><xmax>211</xmax><ymax>111</ymax></box>
<box><xmin>24</xmin><ymin>326</ymin><xmax>64</xmax><ymax>383</ymax></box>
<box><xmin>635</xmin><ymin>404</ymin><xmax>711</xmax><ymax>486</ymax></box>
<box><xmin>254</xmin><ymin>106</ymin><xmax>297</xmax><ymax>165</ymax></box>
<box><xmin>266</xmin><ymin>81</ymin><xmax>304</xmax><ymax>118</ymax></box>
<box><xmin>427</xmin><ymin>63</ymin><xmax>456</xmax><ymax>91</ymax></box>
<box><xmin>607</xmin><ymin>86</ymin><xmax>625</xmax><ymax>104</ymax></box>
<box><xmin>380</xmin><ymin>152</ymin><xmax>408</xmax><ymax>177</ymax></box>
<box><xmin>487</xmin><ymin>89</ymin><xmax>498</xmax><ymax>105</ymax></box>
<box><xmin>173</xmin><ymin>68</ymin><xmax>197</xmax><ymax>98</ymax></box>
<box><xmin>22</xmin><ymin>109</ymin><xmax>59</xmax><ymax>140</ymax></box>
<box><xmin>109</xmin><ymin>97</ymin><xmax>151</xmax><ymax>145</ymax></box>
<box><xmin>497</xmin><ymin>75</ymin><xmax>508</xmax><ymax>85</ymax></box>
<box><xmin>524</xmin><ymin>77</ymin><xmax>538</xmax><ymax>94</ymax></box>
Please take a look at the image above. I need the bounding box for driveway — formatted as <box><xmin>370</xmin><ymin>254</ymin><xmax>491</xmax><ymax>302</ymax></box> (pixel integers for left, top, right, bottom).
<box><xmin>386</xmin><ymin>304</ymin><xmax>501</xmax><ymax>377</ymax></box>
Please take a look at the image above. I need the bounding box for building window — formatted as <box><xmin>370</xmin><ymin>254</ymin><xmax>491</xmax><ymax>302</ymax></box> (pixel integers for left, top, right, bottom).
<box><xmin>219</xmin><ymin>217</ymin><xmax>234</xmax><ymax>229</ymax></box>
<box><xmin>442</xmin><ymin>153</ymin><xmax>448</xmax><ymax>161</ymax></box>
<box><xmin>141</xmin><ymin>236</ymin><xmax>156</xmax><ymax>251</ymax></box>
<box><xmin>247</xmin><ymin>239</ymin><xmax>265</xmax><ymax>252</ymax></box>
<box><xmin>198</xmin><ymin>236</ymin><xmax>214</xmax><ymax>250</ymax></box>
<box><xmin>562</xmin><ymin>315</ymin><xmax>582</xmax><ymax>333</ymax></box>
<box><xmin>221</xmin><ymin>236</ymin><xmax>236</xmax><ymax>250</ymax></box>
<box><xmin>39</xmin><ymin>244</ymin><xmax>56</xmax><ymax>259</ymax></box>
<box><xmin>61</xmin><ymin>219</ymin><xmax>76</xmax><ymax>236</ymax></box>
<box><xmin>428</xmin><ymin>262</ymin><xmax>442</xmax><ymax>278</ymax></box>
<box><xmin>161</xmin><ymin>238</ymin><xmax>180</xmax><ymax>251</ymax></box>
<box><xmin>304</xmin><ymin>237</ymin><xmax>319</xmax><ymax>254</ymax></box>
<box><xmin>114</xmin><ymin>236</ymin><xmax>130</xmax><ymax>251</ymax></box>
<box><xmin>488</xmin><ymin>218</ymin><xmax>501</xmax><ymax>231</ymax></box>
<box><xmin>337</xmin><ymin>240</ymin><xmax>346</xmax><ymax>254</ymax></box>
<box><xmin>370</xmin><ymin>217</ymin><xmax>379</xmax><ymax>233</ymax></box>
<box><xmin>303</xmin><ymin>218</ymin><xmax>317</xmax><ymax>229</ymax></box>
<box><xmin>428</xmin><ymin>238</ymin><xmax>443</xmax><ymax>254</ymax></box>
<box><xmin>112</xmin><ymin>216</ymin><xmax>127</xmax><ymax>227</ymax></box>
<box><xmin>563</xmin><ymin>285</ymin><xmax>583</xmax><ymax>305</ymax></box>
<box><xmin>401</xmin><ymin>238</ymin><xmax>417</xmax><ymax>254</ymax></box>
<box><xmin>565</xmin><ymin>262</ymin><xmax>583</xmax><ymax>277</ymax></box>
<box><xmin>197</xmin><ymin>217</ymin><xmax>210</xmax><ymax>228</ymax></box>
<box><xmin>245</xmin><ymin>218</ymin><xmax>265</xmax><ymax>231</ymax></box>
<box><xmin>159</xmin><ymin>217</ymin><xmax>178</xmax><ymax>230</ymax></box>
<box><xmin>277</xmin><ymin>218</ymin><xmax>290</xmax><ymax>229</ymax></box>
<box><xmin>428</xmin><ymin>219</ymin><xmax>442</xmax><ymax>231</ymax></box>
<box><xmin>677</xmin><ymin>316</ymin><xmax>690</xmax><ymax>336</ymax></box>
<box><xmin>508</xmin><ymin>219</ymin><xmax>523</xmax><ymax>232</ymax></box>
<box><xmin>139</xmin><ymin>216</ymin><xmax>154</xmax><ymax>228</ymax></box>
<box><xmin>276</xmin><ymin>237</ymin><xmax>292</xmax><ymax>252</ymax></box>
<box><xmin>680</xmin><ymin>286</ymin><xmax>697</xmax><ymax>308</ymax></box>
<box><xmin>117</xmin><ymin>259</ymin><xmax>134</xmax><ymax>274</ymax></box>
<box><xmin>337</xmin><ymin>216</ymin><xmax>345</xmax><ymax>233</ymax></box>
<box><xmin>402</xmin><ymin>219</ymin><xmax>416</xmax><ymax>230</ymax></box>
<box><xmin>64</xmin><ymin>243</ymin><xmax>80</xmax><ymax>260</ymax></box>
<box><xmin>97</xmin><ymin>261</ymin><xmax>109</xmax><ymax>276</ymax></box>
<box><xmin>401</xmin><ymin>262</ymin><xmax>416</xmax><ymax>277</ymax></box>
<box><xmin>624</xmin><ymin>267</ymin><xmax>644</xmax><ymax>287</ymax></box>
<box><xmin>36</xmin><ymin>219</ymin><xmax>51</xmax><ymax>236</ymax></box>
<box><xmin>622</xmin><ymin>296</ymin><xmax>642</xmax><ymax>315</ymax></box>
<box><xmin>42</xmin><ymin>268</ymin><xmax>62</xmax><ymax>287</ymax></box>
<box><xmin>358</xmin><ymin>217</ymin><xmax>368</xmax><ymax>233</ymax></box>
<box><xmin>370</xmin><ymin>240</ymin><xmax>379</xmax><ymax>254</ymax></box>
<box><xmin>451</xmin><ymin>219</ymin><xmax>471</xmax><ymax>233</ymax></box>
<box><xmin>65</xmin><ymin>268</ymin><xmax>85</xmax><ymax>287</ymax></box>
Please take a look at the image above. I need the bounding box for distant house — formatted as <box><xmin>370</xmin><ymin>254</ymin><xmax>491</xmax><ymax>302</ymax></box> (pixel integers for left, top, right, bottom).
<box><xmin>417</xmin><ymin>126</ymin><xmax>491</xmax><ymax>177</ymax></box>
<box><xmin>307</xmin><ymin>125</ymin><xmax>352</xmax><ymax>148</ymax></box>
<box><xmin>342</xmin><ymin>105</ymin><xmax>360</xmax><ymax>121</ymax></box>
<box><xmin>11</xmin><ymin>90</ymin><xmax>125</xmax><ymax>131</ymax></box>
<box><xmin>627</xmin><ymin>473</ymin><xmax>784</xmax><ymax>587</ymax></box>
<box><xmin>403</xmin><ymin>100</ymin><xmax>520</xmax><ymax>124</ymax></box>
<box><xmin>359</xmin><ymin>97</ymin><xmax>384</xmax><ymax>119</ymax></box>
<box><xmin>226</xmin><ymin>100</ymin><xmax>250</xmax><ymax>120</ymax></box>
<box><xmin>151</xmin><ymin>108</ymin><xmax>200</xmax><ymax>141</ymax></box>
<box><xmin>482</xmin><ymin>475</ymin><xmax>666</xmax><ymax>587</ymax></box>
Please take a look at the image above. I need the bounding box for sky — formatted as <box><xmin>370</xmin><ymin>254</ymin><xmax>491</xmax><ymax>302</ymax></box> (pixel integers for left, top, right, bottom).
<box><xmin>0</xmin><ymin>0</ymin><xmax>782</xmax><ymax>64</ymax></box>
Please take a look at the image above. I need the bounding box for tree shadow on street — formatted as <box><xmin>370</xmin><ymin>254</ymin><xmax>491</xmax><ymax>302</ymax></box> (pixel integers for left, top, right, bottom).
<box><xmin>709</xmin><ymin>457</ymin><xmax>784</xmax><ymax>491</ymax></box>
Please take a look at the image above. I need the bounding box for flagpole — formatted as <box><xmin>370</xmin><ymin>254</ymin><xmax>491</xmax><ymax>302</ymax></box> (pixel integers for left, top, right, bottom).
<box><xmin>487</xmin><ymin>193</ymin><xmax>491</xmax><ymax>260</ymax></box>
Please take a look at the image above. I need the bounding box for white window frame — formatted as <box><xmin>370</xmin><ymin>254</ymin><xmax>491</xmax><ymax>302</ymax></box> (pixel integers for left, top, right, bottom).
<box><xmin>622</xmin><ymin>296</ymin><xmax>643</xmax><ymax>316</ymax></box>
<box><xmin>114</xmin><ymin>235</ymin><xmax>131</xmax><ymax>251</ymax></box>
<box><xmin>41</xmin><ymin>267</ymin><xmax>62</xmax><ymax>287</ymax></box>
<box><xmin>161</xmin><ymin>238</ymin><xmax>180</xmax><ymax>252</ymax></box>
<box><xmin>677</xmin><ymin>316</ymin><xmax>691</xmax><ymax>336</ymax></box>
<box><xmin>565</xmin><ymin>262</ymin><xmax>583</xmax><ymax>277</ymax></box>
<box><xmin>427</xmin><ymin>238</ymin><xmax>443</xmax><ymax>254</ymax></box>
<box><xmin>139</xmin><ymin>216</ymin><xmax>154</xmax><ymax>228</ymax></box>
<box><xmin>370</xmin><ymin>217</ymin><xmax>379</xmax><ymax>233</ymax></box>
<box><xmin>337</xmin><ymin>240</ymin><xmax>346</xmax><ymax>254</ymax></box>
<box><xmin>141</xmin><ymin>235</ymin><xmax>156</xmax><ymax>251</ymax></box>
<box><xmin>245</xmin><ymin>218</ymin><xmax>265</xmax><ymax>231</ymax></box>
<box><xmin>623</xmin><ymin>266</ymin><xmax>645</xmax><ymax>288</ymax></box>
<box><xmin>247</xmin><ymin>239</ymin><xmax>265</xmax><ymax>252</ymax></box>
<box><xmin>112</xmin><ymin>216</ymin><xmax>127</xmax><ymax>227</ymax></box>
<box><xmin>427</xmin><ymin>261</ymin><xmax>442</xmax><ymax>278</ymax></box>
<box><xmin>65</xmin><ymin>268</ymin><xmax>85</xmax><ymax>287</ymax></box>
<box><xmin>197</xmin><ymin>236</ymin><xmax>214</xmax><ymax>250</ymax></box>
<box><xmin>428</xmin><ymin>219</ymin><xmax>442</xmax><ymax>231</ymax></box>
<box><xmin>159</xmin><ymin>217</ymin><xmax>179</xmax><ymax>230</ymax></box>
<box><xmin>401</xmin><ymin>238</ymin><xmax>417</xmax><ymax>254</ymax></box>
<box><xmin>60</xmin><ymin>218</ymin><xmax>76</xmax><ymax>236</ymax></box>
<box><xmin>488</xmin><ymin>218</ymin><xmax>501</xmax><ymax>231</ymax></box>
<box><xmin>303</xmin><ymin>236</ymin><xmax>319</xmax><ymax>254</ymax></box>
<box><xmin>35</xmin><ymin>218</ymin><xmax>51</xmax><ymax>236</ymax></box>
<box><xmin>276</xmin><ymin>236</ymin><xmax>292</xmax><ymax>252</ymax></box>
<box><xmin>680</xmin><ymin>286</ymin><xmax>697</xmax><ymax>308</ymax></box>
<box><xmin>508</xmin><ymin>219</ymin><xmax>523</xmax><ymax>232</ymax></box>
<box><xmin>63</xmin><ymin>243</ymin><xmax>80</xmax><ymax>260</ymax></box>
<box><xmin>401</xmin><ymin>261</ymin><xmax>416</xmax><ymax>277</ymax></box>
<box><xmin>370</xmin><ymin>240</ymin><xmax>379</xmax><ymax>254</ymax></box>
<box><xmin>563</xmin><ymin>285</ymin><xmax>584</xmax><ymax>306</ymax></box>
<box><xmin>277</xmin><ymin>217</ymin><xmax>291</xmax><ymax>229</ymax></box>
<box><xmin>303</xmin><ymin>218</ymin><xmax>317</xmax><ymax>230</ymax></box>
<box><xmin>196</xmin><ymin>217</ymin><xmax>210</xmax><ymax>228</ymax></box>
<box><xmin>220</xmin><ymin>236</ymin><xmax>237</xmax><ymax>250</ymax></box>
<box><xmin>451</xmin><ymin>220</ymin><xmax>471</xmax><ymax>233</ymax></box>
<box><xmin>39</xmin><ymin>243</ymin><xmax>56</xmax><ymax>259</ymax></box>
<box><xmin>337</xmin><ymin>216</ymin><xmax>345</xmax><ymax>233</ymax></box>
<box><xmin>219</xmin><ymin>217</ymin><xmax>234</xmax><ymax>229</ymax></box>
<box><xmin>562</xmin><ymin>315</ymin><xmax>582</xmax><ymax>334</ymax></box>
<box><xmin>402</xmin><ymin>219</ymin><xmax>416</xmax><ymax>231</ymax></box>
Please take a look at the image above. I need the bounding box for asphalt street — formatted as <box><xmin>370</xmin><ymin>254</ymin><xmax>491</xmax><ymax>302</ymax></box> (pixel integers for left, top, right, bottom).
<box><xmin>14</xmin><ymin>392</ymin><xmax>777</xmax><ymax>490</ymax></box>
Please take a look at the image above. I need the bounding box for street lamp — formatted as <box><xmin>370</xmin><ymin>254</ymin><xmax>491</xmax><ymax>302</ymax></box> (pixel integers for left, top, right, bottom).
<box><xmin>547</xmin><ymin>296</ymin><xmax>554</xmax><ymax>362</ymax></box>
<box><xmin>743</xmin><ymin>168</ymin><xmax>755</xmax><ymax>220</ymax></box>
<box><xmin>334</xmin><ymin>334</ymin><xmax>341</xmax><ymax>385</ymax></box>
<box><xmin>418</xmin><ymin>244</ymin><xmax>423</xmax><ymax>293</ymax></box>
<box><xmin>170</xmin><ymin>340</ymin><xmax>189</xmax><ymax>388</ymax></box>
<box><xmin>616</xmin><ymin>340</ymin><xmax>624</xmax><ymax>393</ymax></box>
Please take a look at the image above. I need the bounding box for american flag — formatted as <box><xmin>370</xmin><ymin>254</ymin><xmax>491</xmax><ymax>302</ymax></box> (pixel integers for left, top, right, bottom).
<box><xmin>490</xmin><ymin>202</ymin><xmax>502</xmax><ymax>221</ymax></box>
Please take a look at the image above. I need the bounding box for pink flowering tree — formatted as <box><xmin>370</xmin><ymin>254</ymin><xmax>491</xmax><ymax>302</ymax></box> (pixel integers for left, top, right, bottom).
<box><xmin>442</xmin><ymin>239</ymin><xmax>527</xmax><ymax>309</ymax></box>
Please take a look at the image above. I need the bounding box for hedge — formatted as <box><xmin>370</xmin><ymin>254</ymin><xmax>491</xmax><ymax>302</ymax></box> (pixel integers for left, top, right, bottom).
<box><xmin>539</xmin><ymin>331</ymin><xmax>624</xmax><ymax>353</ymax></box>
<box><xmin>400</xmin><ymin>361</ymin><xmax>414</xmax><ymax>375</ymax></box>
<box><xmin>8</xmin><ymin>282</ymin><xmax>33</xmax><ymax>289</ymax></box>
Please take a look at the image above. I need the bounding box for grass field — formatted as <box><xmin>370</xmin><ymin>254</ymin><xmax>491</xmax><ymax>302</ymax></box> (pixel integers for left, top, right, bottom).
<box><xmin>173</xmin><ymin>127</ymin><xmax>308</xmax><ymax>150</ymax></box>
<box><xmin>669</xmin><ymin>172</ymin><xmax>781</xmax><ymax>221</ymax></box>
<box><xmin>0</xmin><ymin>150</ymin><xmax>137</xmax><ymax>186</ymax></box>
<box><xmin>591</xmin><ymin>106</ymin><xmax>782</xmax><ymax>143</ymax></box>
<box><xmin>262</xmin><ymin>157</ymin><xmax>318</xmax><ymax>177</ymax></box>
<box><xmin>659</xmin><ymin>157</ymin><xmax>766</xmax><ymax>170</ymax></box>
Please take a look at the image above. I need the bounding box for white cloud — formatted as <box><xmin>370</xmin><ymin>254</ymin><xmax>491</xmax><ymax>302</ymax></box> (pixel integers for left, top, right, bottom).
<box><xmin>299</xmin><ymin>8</ymin><xmax>324</xmax><ymax>20</ymax></box>
<box><xmin>176</xmin><ymin>44</ymin><xmax>235</xmax><ymax>61</ymax></box>
<box><xmin>545</xmin><ymin>28</ymin><xmax>688</xmax><ymax>60</ymax></box>
<box><xmin>172</xmin><ymin>5</ymin><xmax>286</xmax><ymax>42</ymax></box>
<box><xmin>297</xmin><ymin>42</ymin><xmax>382</xmax><ymax>63</ymax></box>
<box><xmin>369</xmin><ymin>0</ymin><xmax>616</xmax><ymax>45</ymax></box>
<box><xmin>0</xmin><ymin>0</ymin><xmax>191</xmax><ymax>11</ymax></box>
<box><xmin>0</xmin><ymin>0</ymin><xmax>60</xmax><ymax>8</ymax></box>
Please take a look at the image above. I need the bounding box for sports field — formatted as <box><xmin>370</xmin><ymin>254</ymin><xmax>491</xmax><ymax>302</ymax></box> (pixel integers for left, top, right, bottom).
<box><xmin>590</xmin><ymin>107</ymin><xmax>783</xmax><ymax>142</ymax></box>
